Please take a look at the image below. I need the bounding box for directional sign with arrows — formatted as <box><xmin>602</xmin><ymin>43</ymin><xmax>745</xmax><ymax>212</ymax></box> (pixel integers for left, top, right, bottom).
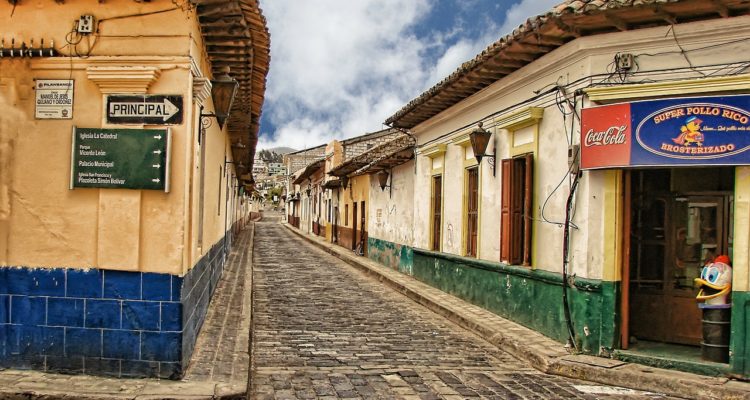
<box><xmin>70</xmin><ymin>127</ymin><xmax>170</xmax><ymax>191</ymax></box>
<box><xmin>106</xmin><ymin>95</ymin><xmax>183</xmax><ymax>125</ymax></box>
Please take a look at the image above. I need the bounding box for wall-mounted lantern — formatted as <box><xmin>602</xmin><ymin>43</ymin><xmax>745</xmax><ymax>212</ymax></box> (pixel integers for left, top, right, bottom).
<box><xmin>199</xmin><ymin>66</ymin><xmax>239</xmax><ymax>131</ymax></box>
<box><xmin>377</xmin><ymin>169</ymin><xmax>392</xmax><ymax>198</ymax></box>
<box><xmin>340</xmin><ymin>175</ymin><xmax>350</xmax><ymax>189</ymax></box>
<box><xmin>469</xmin><ymin>122</ymin><xmax>496</xmax><ymax>176</ymax></box>
<box><xmin>305</xmin><ymin>183</ymin><xmax>312</xmax><ymax>196</ymax></box>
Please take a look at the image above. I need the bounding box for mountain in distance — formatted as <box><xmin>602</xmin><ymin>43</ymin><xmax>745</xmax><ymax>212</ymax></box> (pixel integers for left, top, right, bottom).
<box><xmin>268</xmin><ymin>146</ymin><xmax>296</xmax><ymax>154</ymax></box>
<box><xmin>256</xmin><ymin>147</ymin><xmax>297</xmax><ymax>163</ymax></box>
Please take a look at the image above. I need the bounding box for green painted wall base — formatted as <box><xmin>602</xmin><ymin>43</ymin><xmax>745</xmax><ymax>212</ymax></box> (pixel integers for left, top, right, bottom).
<box><xmin>367</xmin><ymin>237</ymin><xmax>413</xmax><ymax>275</ymax></box>
<box><xmin>730</xmin><ymin>290</ymin><xmax>750</xmax><ymax>377</ymax></box>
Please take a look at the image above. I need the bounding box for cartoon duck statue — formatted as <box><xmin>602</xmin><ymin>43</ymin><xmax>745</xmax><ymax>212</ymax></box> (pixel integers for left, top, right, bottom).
<box><xmin>695</xmin><ymin>255</ymin><xmax>732</xmax><ymax>363</ymax></box>
<box><xmin>695</xmin><ymin>255</ymin><xmax>732</xmax><ymax>306</ymax></box>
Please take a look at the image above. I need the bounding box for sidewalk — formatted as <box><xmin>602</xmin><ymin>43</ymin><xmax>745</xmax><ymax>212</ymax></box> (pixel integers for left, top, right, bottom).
<box><xmin>0</xmin><ymin>224</ymin><xmax>255</xmax><ymax>400</ymax></box>
<box><xmin>284</xmin><ymin>223</ymin><xmax>750</xmax><ymax>400</ymax></box>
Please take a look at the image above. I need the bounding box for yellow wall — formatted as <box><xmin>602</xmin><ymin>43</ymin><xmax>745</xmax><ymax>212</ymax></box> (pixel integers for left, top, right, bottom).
<box><xmin>339</xmin><ymin>175</ymin><xmax>370</xmax><ymax>229</ymax></box>
<box><xmin>0</xmin><ymin>1</ymin><xmax>243</xmax><ymax>276</ymax></box>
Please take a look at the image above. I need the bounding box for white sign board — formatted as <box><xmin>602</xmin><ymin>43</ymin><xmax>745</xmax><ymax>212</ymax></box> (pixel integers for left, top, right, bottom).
<box><xmin>35</xmin><ymin>80</ymin><xmax>74</xmax><ymax>119</ymax></box>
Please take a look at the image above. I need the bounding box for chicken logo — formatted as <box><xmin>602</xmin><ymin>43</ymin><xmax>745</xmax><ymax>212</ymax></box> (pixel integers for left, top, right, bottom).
<box><xmin>672</xmin><ymin>116</ymin><xmax>704</xmax><ymax>146</ymax></box>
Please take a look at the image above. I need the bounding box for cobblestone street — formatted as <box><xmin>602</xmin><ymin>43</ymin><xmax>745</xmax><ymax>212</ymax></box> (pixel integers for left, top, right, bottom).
<box><xmin>251</xmin><ymin>218</ymin><xmax>678</xmax><ymax>400</ymax></box>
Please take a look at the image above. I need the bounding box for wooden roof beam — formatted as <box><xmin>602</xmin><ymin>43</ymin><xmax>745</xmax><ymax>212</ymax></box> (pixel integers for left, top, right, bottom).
<box><xmin>711</xmin><ymin>0</ymin><xmax>730</xmax><ymax>18</ymax></box>
<box><xmin>514</xmin><ymin>42</ymin><xmax>555</xmax><ymax>53</ymax></box>
<box><xmin>652</xmin><ymin>8</ymin><xmax>678</xmax><ymax>25</ymax></box>
<box><xmin>551</xmin><ymin>18</ymin><xmax>582</xmax><ymax>38</ymax></box>
<box><xmin>503</xmin><ymin>51</ymin><xmax>537</xmax><ymax>62</ymax></box>
<box><xmin>605</xmin><ymin>14</ymin><xmax>629</xmax><ymax>31</ymax></box>
<box><xmin>198</xmin><ymin>2</ymin><xmax>243</xmax><ymax>19</ymax></box>
<box><xmin>533</xmin><ymin>33</ymin><xmax>566</xmax><ymax>46</ymax></box>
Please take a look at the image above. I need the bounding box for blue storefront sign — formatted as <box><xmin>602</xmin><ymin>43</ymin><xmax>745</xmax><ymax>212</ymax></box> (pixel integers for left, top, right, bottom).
<box><xmin>581</xmin><ymin>95</ymin><xmax>750</xmax><ymax>169</ymax></box>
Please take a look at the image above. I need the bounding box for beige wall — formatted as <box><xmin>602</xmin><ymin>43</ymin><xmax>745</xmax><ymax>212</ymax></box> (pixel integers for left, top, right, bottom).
<box><xmin>0</xmin><ymin>1</ymin><xmax>244</xmax><ymax>275</ymax></box>
<box><xmin>409</xmin><ymin>16</ymin><xmax>750</xmax><ymax>279</ymax></box>
<box><xmin>368</xmin><ymin>161</ymin><xmax>415</xmax><ymax>246</ymax></box>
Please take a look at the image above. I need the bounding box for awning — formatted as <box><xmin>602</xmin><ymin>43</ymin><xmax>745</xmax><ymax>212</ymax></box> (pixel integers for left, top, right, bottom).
<box><xmin>292</xmin><ymin>159</ymin><xmax>324</xmax><ymax>184</ymax></box>
<box><xmin>323</xmin><ymin>178</ymin><xmax>343</xmax><ymax>189</ymax></box>
<box><xmin>329</xmin><ymin>134</ymin><xmax>415</xmax><ymax>177</ymax></box>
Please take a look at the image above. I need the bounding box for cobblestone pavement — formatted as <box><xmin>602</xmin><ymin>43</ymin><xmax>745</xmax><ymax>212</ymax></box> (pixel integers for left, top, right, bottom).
<box><xmin>251</xmin><ymin>221</ymin><xmax>679</xmax><ymax>400</ymax></box>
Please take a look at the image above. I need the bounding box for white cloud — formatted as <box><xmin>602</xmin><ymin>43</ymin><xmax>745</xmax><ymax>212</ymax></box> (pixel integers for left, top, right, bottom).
<box><xmin>259</xmin><ymin>0</ymin><xmax>562</xmax><ymax>150</ymax></box>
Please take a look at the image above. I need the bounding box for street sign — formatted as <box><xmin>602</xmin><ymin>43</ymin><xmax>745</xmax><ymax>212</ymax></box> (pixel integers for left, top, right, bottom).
<box><xmin>106</xmin><ymin>95</ymin><xmax>183</xmax><ymax>125</ymax></box>
<box><xmin>70</xmin><ymin>127</ymin><xmax>171</xmax><ymax>192</ymax></box>
<box><xmin>35</xmin><ymin>79</ymin><xmax>74</xmax><ymax>119</ymax></box>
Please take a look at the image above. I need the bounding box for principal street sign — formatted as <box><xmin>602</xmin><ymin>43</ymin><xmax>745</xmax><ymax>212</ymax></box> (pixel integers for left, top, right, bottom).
<box><xmin>106</xmin><ymin>95</ymin><xmax>183</xmax><ymax>125</ymax></box>
<box><xmin>70</xmin><ymin>127</ymin><xmax>171</xmax><ymax>191</ymax></box>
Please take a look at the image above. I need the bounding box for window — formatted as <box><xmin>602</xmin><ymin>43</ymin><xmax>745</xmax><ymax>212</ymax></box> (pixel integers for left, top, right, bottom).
<box><xmin>466</xmin><ymin>167</ymin><xmax>479</xmax><ymax>257</ymax></box>
<box><xmin>501</xmin><ymin>153</ymin><xmax>533</xmax><ymax>266</ymax></box>
<box><xmin>431</xmin><ymin>175</ymin><xmax>442</xmax><ymax>251</ymax></box>
<box><xmin>345</xmin><ymin>204</ymin><xmax>349</xmax><ymax>226</ymax></box>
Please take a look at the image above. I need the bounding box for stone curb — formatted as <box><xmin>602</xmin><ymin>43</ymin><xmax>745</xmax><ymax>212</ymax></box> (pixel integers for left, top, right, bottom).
<box><xmin>0</xmin><ymin>379</ymin><xmax>246</xmax><ymax>400</ymax></box>
<box><xmin>283</xmin><ymin>223</ymin><xmax>750</xmax><ymax>400</ymax></box>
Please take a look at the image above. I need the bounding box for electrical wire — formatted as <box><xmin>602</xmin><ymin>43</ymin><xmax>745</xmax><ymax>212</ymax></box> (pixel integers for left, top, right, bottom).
<box><xmin>561</xmin><ymin>167</ymin><xmax>581</xmax><ymax>351</ymax></box>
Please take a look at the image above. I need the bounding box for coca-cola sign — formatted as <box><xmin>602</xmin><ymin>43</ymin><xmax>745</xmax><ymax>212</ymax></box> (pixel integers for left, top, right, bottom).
<box><xmin>580</xmin><ymin>103</ymin><xmax>631</xmax><ymax>169</ymax></box>
<box><xmin>584</xmin><ymin>125</ymin><xmax>627</xmax><ymax>147</ymax></box>
<box><xmin>580</xmin><ymin>95</ymin><xmax>750</xmax><ymax>169</ymax></box>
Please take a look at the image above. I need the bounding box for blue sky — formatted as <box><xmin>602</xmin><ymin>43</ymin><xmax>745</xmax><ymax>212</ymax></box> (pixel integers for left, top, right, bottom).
<box><xmin>258</xmin><ymin>0</ymin><xmax>560</xmax><ymax>150</ymax></box>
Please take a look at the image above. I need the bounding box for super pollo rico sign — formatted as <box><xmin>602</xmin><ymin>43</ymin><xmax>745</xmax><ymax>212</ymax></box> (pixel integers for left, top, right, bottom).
<box><xmin>580</xmin><ymin>95</ymin><xmax>750</xmax><ymax>169</ymax></box>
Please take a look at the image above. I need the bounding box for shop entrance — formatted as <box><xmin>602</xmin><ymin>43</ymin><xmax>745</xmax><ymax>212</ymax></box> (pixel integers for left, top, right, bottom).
<box><xmin>626</xmin><ymin>167</ymin><xmax>734</xmax><ymax>347</ymax></box>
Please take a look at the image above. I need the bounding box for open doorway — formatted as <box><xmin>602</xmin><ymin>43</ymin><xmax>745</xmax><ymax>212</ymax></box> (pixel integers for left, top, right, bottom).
<box><xmin>624</xmin><ymin>167</ymin><xmax>734</xmax><ymax>355</ymax></box>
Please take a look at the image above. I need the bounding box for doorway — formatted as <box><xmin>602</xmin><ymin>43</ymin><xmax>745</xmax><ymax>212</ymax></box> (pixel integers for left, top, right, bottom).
<box><xmin>626</xmin><ymin>167</ymin><xmax>734</xmax><ymax>347</ymax></box>
<box><xmin>352</xmin><ymin>202</ymin><xmax>358</xmax><ymax>250</ymax></box>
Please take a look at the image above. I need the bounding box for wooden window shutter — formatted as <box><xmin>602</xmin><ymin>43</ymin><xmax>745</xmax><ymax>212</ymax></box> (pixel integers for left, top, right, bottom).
<box><xmin>510</xmin><ymin>159</ymin><xmax>524</xmax><ymax>265</ymax></box>
<box><xmin>500</xmin><ymin>159</ymin><xmax>513</xmax><ymax>262</ymax></box>
<box><xmin>522</xmin><ymin>153</ymin><xmax>534</xmax><ymax>266</ymax></box>
<box><xmin>432</xmin><ymin>176</ymin><xmax>442</xmax><ymax>251</ymax></box>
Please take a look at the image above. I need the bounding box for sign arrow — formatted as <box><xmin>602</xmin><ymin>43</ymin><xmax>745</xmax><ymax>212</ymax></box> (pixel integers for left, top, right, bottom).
<box><xmin>153</xmin><ymin>150</ymin><xmax>162</xmax><ymax>155</ymax></box>
<box><xmin>154</xmin><ymin>135</ymin><xmax>162</xmax><ymax>140</ymax></box>
<box><xmin>152</xmin><ymin>178</ymin><xmax>161</xmax><ymax>183</ymax></box>
<box><xmin>152</xmin><ymin>164</ymin><xmax>161</xmax><ymax>168</ymax></box>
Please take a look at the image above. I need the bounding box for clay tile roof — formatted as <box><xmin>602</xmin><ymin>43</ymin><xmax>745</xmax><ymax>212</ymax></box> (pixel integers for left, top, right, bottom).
<box><xmin>385</xmin><ymin>0</ymin><xmax>750</xmax><ymax>129</ymax></box>
<box><xmin>329</xmin><ymin>134</ymin><xmax>416</xmax><ymax>177</ymax></box>
<box><xmin>194</xmin><ymin>0</ymin><xmax>271</xmax><ymax>177</ymax></box>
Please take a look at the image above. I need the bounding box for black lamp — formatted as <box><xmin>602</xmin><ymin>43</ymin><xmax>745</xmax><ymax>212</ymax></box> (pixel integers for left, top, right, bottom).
<box><xmin>376</xmin><ymin>169</ymin><xmax>393</xmax><ymax>198</ymax></box>
<box><xmin>377</xmin><ymin>170</ymin><xmax>390</xmax><ymax>191</ymax></box>
<box><xmin>305</xmin><ymin>184</ymin><xmax>312</xmax><ymax>196</ymax></box>
<box><xmin>469</xmin><ymin>122</ymin><xmax>496</xmax><ymax>176</ymax></box>
<box><xmin>200</xmin><ymin>66</ymin><xmax>239</xmax><ymax>131</ymax></box>
<box><xmin>340</xmin><ymin>175</ymin><xmax>350</xmax><ymax>189</ymax></box>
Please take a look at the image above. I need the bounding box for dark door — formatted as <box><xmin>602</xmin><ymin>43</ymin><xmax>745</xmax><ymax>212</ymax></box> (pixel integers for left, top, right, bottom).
<box><xmin>352</xmin><ymin>202</ymin><xmax>358</xmax><ymax>250</ymax></box>
<box><xmin>360</xmin><ymin>200</ymin><xmax>366</xmax><ymax>254</ymax></box>
<box><xmin>628</xmin><ymin>169</ymin><xmax>732</xmax><ymax>346</ymax></box>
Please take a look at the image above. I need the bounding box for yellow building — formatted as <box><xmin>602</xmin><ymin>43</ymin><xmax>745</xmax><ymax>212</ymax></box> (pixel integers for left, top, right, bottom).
<box><xmin>0</xmin><ymin>0</ymin><xmax>269</xmax><ymax>378</ymax></box>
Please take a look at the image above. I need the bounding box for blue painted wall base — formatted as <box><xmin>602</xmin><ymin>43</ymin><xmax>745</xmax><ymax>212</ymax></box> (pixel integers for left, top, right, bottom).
<box><xmin>0</xmin><ymin>237</ymin><xmax>228</xmax><ymax>379</ymax></box>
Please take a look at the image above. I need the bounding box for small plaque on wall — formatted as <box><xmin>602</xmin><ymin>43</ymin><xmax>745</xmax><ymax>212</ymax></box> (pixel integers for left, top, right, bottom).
<box><xmin>35</xmin><ymin>79</ymin><xmax>74</xmax><ymax>119</ymax></box>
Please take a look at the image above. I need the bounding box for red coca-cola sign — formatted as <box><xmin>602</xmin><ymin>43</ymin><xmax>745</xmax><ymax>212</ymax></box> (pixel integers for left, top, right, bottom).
<box><xmin>580</xmin><ymin>103</ymin><xmax>632</xmax><ymax>169</ymax></box>
<box><xmin>584</xmin><ymin>125</ymin><xmax>627</xmax><ymax>147</ymax></box>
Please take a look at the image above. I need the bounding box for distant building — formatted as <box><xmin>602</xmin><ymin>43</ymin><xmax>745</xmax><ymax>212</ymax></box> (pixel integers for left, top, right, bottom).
<box><xmin>268</xmin><ymin>162</ymin><xmax>286</xmax><ymax>176</ymax></box>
